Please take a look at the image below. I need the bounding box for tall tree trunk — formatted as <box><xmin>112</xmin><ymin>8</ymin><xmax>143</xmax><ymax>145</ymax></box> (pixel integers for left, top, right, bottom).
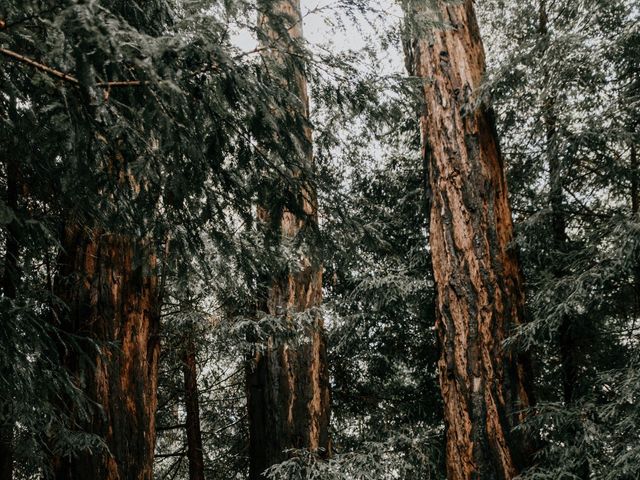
<box><xmin>405</xmin><ymin>1</ymin><xmax>535</xmax><ymax>478</ymax></box>
<box><xmin>0</xmin><ymin>146</ymin><xmax>19</xmax><ymax>480</ymax></box>
<box><xmin>182</xmin><ymin>335</ymin><xmax>205</xmax><ymax>480</ymax></box>
<box><xmin>246</xmin><ymin>1</ymin><xmax>330</xmax><ymax>479</ymax></box>
<box><xmin>539</xmin><ymin>5</ymin><xmax>589</xmax><ymax>477</ymax></box>
<box><xmin>633</xmin><ymin>144</ymin><xmax>638</xmax><ymax>216</ymax></box>
<box><xmin>632</xmin><ymin>143</ymin><xmax>640</xmax><ymax>323</ymax></box>
<box><xmin>538</xmin><ymin>0</ymin><xmax>576</xmax><ymax>406</ymax></box>
<box><xmin>539</xmin><ymin>0</ymin><xmax>565</xmax><ymax>253</ymax></box>
<box><xmin>53</xmin><ymin>227</ymin><xmax>160</xmax><ymax>480</ymax></box>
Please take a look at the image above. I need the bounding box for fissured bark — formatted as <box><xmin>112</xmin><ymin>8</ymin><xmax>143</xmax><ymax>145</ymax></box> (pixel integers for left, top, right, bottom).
<box><xmin>247</xmin><ymin>259</ymin><xmax>330</xmax><ymax>479</ymax></box>
<box><xmin>54</xmin><ymin>227</ymin><xmax>159</xmax><ymax>480</ymax></box>
<box><xmin>405</xmin><ymin>1</ymin><xmax>535</xmax><ymax>478</ymax></box>
<box><xmin>247</xmin><ymin>1</ymin><xmax>331</xmax><ymax>479</ymax></box>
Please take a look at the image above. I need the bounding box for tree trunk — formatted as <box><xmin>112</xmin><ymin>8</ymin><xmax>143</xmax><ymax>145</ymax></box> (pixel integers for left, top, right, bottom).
<box><xmin>632</xmin><ymin>143</ymin><xmax>640</xmax><ymax>324</ymax></box>
<box><xmin>182</xmin><ymin>335</ymin><xmax>205</xmax><ymax>480</ymax></box>
<box><xmin>247</xmin><ymin>285</ymin><xmax>329</xmax><ymax>480</ymax></box>
<box><xmin>405</xmin><ymin>1</ymin><xmax>535</xmax><ymax>478</ymax></box>
<box><xmin>0</xmin><ymin>148</ymin><xmax>19</xmax><ymax>480</ymax></box>
<box><xmin>538</xmin><ymin>0</ymin><xmax>577</xmax><ymax>407</ymax></box>
<box><xmin>246</xmin><ymin>1</ymin><xmax>331</xmax><ymax>479</ymax></box>
<box><xmin>53</xmin><ymin>227</ymin><xmax>160</xmax><ymax>480</ymax></box>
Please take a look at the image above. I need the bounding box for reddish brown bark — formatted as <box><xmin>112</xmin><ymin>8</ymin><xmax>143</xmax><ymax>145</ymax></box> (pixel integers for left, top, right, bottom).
<box><xmin>53</xmin><ymin>227</ymin><xmax>160</xmax><ymax>480</ymax></box>
<box><xmin>182</xmin><ymin>335</ymin><xmax>205</xmax><ymax>480</ymax></box>
<box><xmin>406</xmin><ymin>1</ymin><xmax>535</xmax><ymax>478</ymax></box>
<box><xmin>246</xmin><ymin>1</ymin><xmax>330</xmax><ymax>479</ymax></box>
<box><xmin>247</xmin><ymin>265</ymin><xmax>330</xmax><ymax>479</ymax></box>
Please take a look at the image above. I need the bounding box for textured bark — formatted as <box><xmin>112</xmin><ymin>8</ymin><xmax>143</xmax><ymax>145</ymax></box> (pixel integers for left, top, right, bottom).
<box><xmin>53</xmin><ymin>227</ymin><xmax>160</xmax><ymax>480</ymax></box>
<box><xmin>0</xmin><ymin>150</ymin><xmax>19</xmax><ymax>480</ymax></box>
<box><xmin>247</xmin><ymin>269</ymin><xmax>330</xmax><ymax>479</ymax></box>
<box><xmin>182</xmin><ymin>336</ymin><xmax>205</xmax><ymax>480</ymax></box>
<box><xmin>406</xmin><ymin>1</ymin><xmax>535</xmax><ymax>478</ymax></box>
<box><xmin>247</xmin><ymin>1</ymin><xmax>330</xmax><ymax>479</ymax></box>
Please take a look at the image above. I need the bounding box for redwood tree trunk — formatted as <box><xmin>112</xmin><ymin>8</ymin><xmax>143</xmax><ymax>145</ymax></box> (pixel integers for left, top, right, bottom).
<box><xmin>405</xmin><ymin>1</ymin><xmax>535</xmax><ymax>478</ymax></box>
<box><xmin>54</xmin><ymin>227</ymin><xmax>160</xmax><ymax>480</ymax></box>
<box><xmin>182</xmin><ymin>335</ymin><xmax>205</xmax><ymax>480</ymax></box>
<box><xmin>247</xmin><ymin>269</ymin><xmax>330</xmax><ymax>479</ymax></box>
<box><xmin>246</xmin><ymin>1</ymin><xmax>331</xmax><ymax>478</ymax></box>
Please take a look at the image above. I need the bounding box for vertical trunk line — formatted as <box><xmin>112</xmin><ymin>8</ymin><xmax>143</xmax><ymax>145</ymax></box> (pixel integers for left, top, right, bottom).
<box><xmin>631</xmin><ymin>143</ymin><xmax>639</xmax><ymax>324</ymax></box>
<box><xmin>246</xmin><ymin>2</ymin><xmax>330</xmax><ymax>479</ymax></box>
<box><xmin>538</xmin><ymin>0</ymin><xmax>575</xmax><ymax>407</ymax></box>
<box><xmin>0</xmin><ymin>141</ymin><xmax>19</xmax><ymax>480</ymax></box>
<box><xmin>183</xmin><ymin>335</ymin><xmax>205</xmax><ymax>480</ymax></box>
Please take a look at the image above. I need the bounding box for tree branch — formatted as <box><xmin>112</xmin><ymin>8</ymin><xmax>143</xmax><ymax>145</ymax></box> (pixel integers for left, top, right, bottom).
<box><xmin>0</xmin><ymin>47</ymin><xmax>79</xmax><ymax>84</ymax></box>
<box><xmin>0</xmin><ymin>47</ymin><xmax>147</xmax><ymax>88</ymax></box>
<box><xmin>155</xmin><ymin>451</ymin><xmax>186</xmax><ymax>458</ymax></box>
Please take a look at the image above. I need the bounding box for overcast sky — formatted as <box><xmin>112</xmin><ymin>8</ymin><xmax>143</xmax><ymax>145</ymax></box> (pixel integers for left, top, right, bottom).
<box><xmin>231</xmin><ymin>0</ymin><xmax>406</xmax><ymax>75</ymax></box>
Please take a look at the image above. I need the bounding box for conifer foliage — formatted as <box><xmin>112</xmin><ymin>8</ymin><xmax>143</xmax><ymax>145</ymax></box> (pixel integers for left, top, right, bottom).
<box><xmin>0</xmin><ymin>0</ymin><xmax>638</xmax><ymax>479</ymax></box>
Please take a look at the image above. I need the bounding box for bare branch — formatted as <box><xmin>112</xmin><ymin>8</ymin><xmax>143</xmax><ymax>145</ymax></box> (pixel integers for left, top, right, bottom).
<box><xmin>0</xmin><ymin>47</ymin><xmax>79</xmax><ymax>84</ymax></box>
<box><xmin>0</xmin><ymin>47</ymin><xmax>148</xmax><ymax>88</ymax></box>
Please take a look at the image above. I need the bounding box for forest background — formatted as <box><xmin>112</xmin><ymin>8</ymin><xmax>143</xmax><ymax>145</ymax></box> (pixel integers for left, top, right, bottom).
<box><xmin>0</xmin><ymin>0</ymin><xmax>639</xmax><ymax>479</ymax></box>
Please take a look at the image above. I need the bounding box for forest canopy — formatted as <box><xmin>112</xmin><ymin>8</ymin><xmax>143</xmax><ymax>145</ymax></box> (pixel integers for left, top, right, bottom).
<box><xmin>0</xmin><ymin>0</ymin><xmax>638</xmax><ymax>479</ymax></box>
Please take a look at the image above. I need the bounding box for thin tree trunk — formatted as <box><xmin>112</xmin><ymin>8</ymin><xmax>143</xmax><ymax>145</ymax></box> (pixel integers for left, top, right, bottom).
<box><xmin>632</xmin><ymin>142</ymin><xmax>639</xmax><ymax>215</ymax></box>
<box><xmin>246</xmin><ymin>1</ymin><xmax>330</xmax><ymax>479</ymax></box>
<box><xmin>0</xmin><ymin>146</ymin><xmax>19</xmax><ymax>480</ymax></box>
<box><xmin>632</xmin><ymin>143</ymin><xmax>640</xmax><ymax>323</ymax></box>
<box><xmin>182</xmin><ymin>335</ymin><xmax>205</xmax><ymax>480</ymax></box>
<box><xmin>538</xmin><ymin>0</ymin><xmax>577</xmax><ymax>406</ymax></box>
<box><xmin>53</xmin><ymin>227</ymin><xmax>160</xmax><ymax>480</ymax></box>
<box><xmin>405</xmin><ymin>1</ymin><xmax>535</xmax><ymax>478</ymax></box>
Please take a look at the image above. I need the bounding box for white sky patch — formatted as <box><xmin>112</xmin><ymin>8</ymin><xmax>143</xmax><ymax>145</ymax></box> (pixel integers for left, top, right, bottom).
<box><xmin>230</xmin><ymin>0</ymin><xmax>405</xmax><ymax>75</ymax></box>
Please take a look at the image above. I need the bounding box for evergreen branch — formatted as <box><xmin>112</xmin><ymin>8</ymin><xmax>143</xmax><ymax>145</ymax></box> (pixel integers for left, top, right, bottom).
<box><xmin>0</xmin><ymin>47</ymin><xmax>79</xmax><ymax>84</ymax></box>
<box><xmin>0</xmin><ymin>3</ymin><xmax>64</xmax><ymax>31</ymax></box>
<box><xmin>0</xmin><ymin>47</ymin><xmax>147</xmax><ymax>88</ymax></box>
<box><xmin>97</xmin><ymin>80</ymin><xmax>146</xmax><ymax>87</ymax></box>
<box><xmin>155</xmin><ymin>451</ymin><xmax>186</xmax><ymax>458</ymax></box>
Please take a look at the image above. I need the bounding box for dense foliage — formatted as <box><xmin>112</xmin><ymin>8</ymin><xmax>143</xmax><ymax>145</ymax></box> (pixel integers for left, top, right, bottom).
<box><xmin>0</xmin><ymin>0</ymin><xmax>638</xmax><ymax>479</ymax></box>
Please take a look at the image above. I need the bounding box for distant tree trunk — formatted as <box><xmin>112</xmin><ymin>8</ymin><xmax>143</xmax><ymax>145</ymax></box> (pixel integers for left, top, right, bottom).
<box><xmin>633</xmin><ymin>144</ymin><xmax>638</xmax><ymax>216</ymax></box>
<box><xmin>246</xmin><ymin>1</ymin><xmax>331</xmax><ymax>479</ymax></box>
<box><xmin>247</xmin><ymin>286</ymin><xmax>329</xmax><ymax>480</ymax></box>
<box><xmin>538</xmin><ymin>0</ymin><xmax>577</xmax><ymax>406</ymax></box>
<box><xmin>182</xmin><ymin>335</ymin><xmax>205</xmax><ymax>480</ymax></box>
<box><xmin>632</xmin><ymin>143</ymin><xmax>640</xmax><ymax>322</ymax></box>
<box><xmin>0</xmin><ymin>148</ymin><xmax>19</xmax><ymax>480</ymax></box>
<box><xmin>53</xmin><ymin>227</ymin><xmax>160</xmax><ymax>480</ymax></box>
<box><xmin>405</xmin><ymin>1</ymin><xmax>535</xmax><ymax>478</ymax></box>
<box><xmin>539</xmin><ymin>0</ymin><xmax>565</xmax><ymax>251</ymax></box>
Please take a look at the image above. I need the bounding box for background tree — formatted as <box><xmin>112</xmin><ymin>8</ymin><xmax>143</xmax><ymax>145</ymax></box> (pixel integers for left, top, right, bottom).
<box><xmin>2</xmin><ymin>1</ymin><xmax>639</xmax><ymax>479</ymax></box>
<box><xmin>478</xmin><ymin>0</ymin><xmax>640</xmax><ymax>477</ymax></box>
<box><xmin>0</xmin><ymin>0</ymin><xmax>326</xmax><ymax>476</ymax></box>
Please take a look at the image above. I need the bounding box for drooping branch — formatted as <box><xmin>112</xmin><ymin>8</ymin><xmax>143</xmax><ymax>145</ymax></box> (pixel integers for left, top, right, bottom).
<box><xmin>0</xmin><ymin>47</ymin><xmax>147</xmax><ymax>88</ymax></box>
